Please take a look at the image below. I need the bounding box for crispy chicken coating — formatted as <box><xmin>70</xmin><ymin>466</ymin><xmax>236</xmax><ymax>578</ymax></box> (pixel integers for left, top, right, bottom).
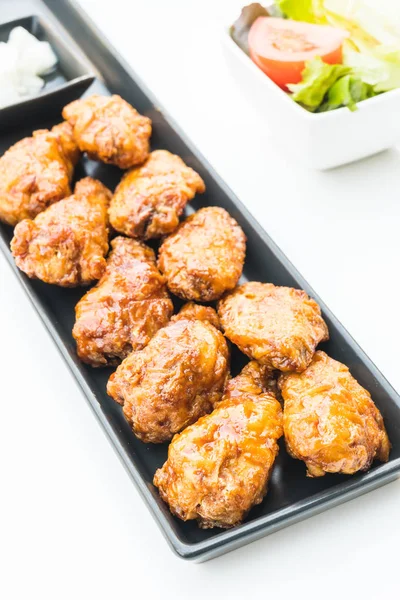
<box><xmin>62</xmin><ymin>94</ymin><xmax>151</xmax><ymax>169</ymax></box>
<box><xmin>109</xmin><ymin>150</ymin><xmax>205</xmax><ymax>239</ymax></box>
<box><xmin>172</xmin><ymin>302</ymin><xmax>221</xmax><ymax>330</ymax></box>
<box><xmin>279</xmin><ymin>351</ymin><xmax>390</xmax><ymax>477</ymax></box>
<box><xmin>218</xmin><ymin>282</ymin><xmax>329</xmax><ymax>372</ymax></box>
<box><xmin>0</xmin><ymin>122</ymin><xmax>79</xmax><ymax>226</ymax></box>
<box><xmin>154</xmin><ymin>361</ymin><xmax>283</xmax><ymax>529</ymax></box>
<box><xmin>11</xmin><ymin>177</ymin><xmax>111</xmax><ymax>287</ymax></box>
<box><xmin>52</xmin><ymin>121</ymin><xmax>81</xmax><ymax>172</ymax></box>
<box><xmin>107</xmin><ymin>306</ymin><xmax>229</xmax><ymax>443</ymax></box>
<box><xmin>158</xmin><ymin>207</ymin><xmax>246</xmax><ymax>301</ymax></box>
<box><xmin>73</xmin><ymin>236</ymin><xmax>173</xmax><ymax>367</ymax></box>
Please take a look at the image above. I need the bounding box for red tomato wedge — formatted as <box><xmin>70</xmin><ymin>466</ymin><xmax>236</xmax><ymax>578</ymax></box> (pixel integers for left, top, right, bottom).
<box><xmin>248</xmin><ymin>17</ymin><xmax>348</xmax><ymax>89</ymax></box>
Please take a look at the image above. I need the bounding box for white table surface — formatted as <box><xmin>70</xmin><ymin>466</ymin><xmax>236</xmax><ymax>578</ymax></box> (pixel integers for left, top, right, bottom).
<box><xmin>1</xmin><ymin>0</ymin><xmax>400</xmax><ymax>597</ymax></box>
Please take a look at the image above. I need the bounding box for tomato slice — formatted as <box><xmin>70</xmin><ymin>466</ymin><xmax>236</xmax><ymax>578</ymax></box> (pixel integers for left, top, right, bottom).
<box><xmin>248</xmin><ymin>17</ymin><xmax>348</xmax><ymax>89</ymax></box>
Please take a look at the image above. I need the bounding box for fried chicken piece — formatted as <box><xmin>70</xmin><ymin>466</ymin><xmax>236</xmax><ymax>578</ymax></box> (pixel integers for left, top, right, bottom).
<box><xmin>0</xmin><ymin>122</ymin><xmax>79</xmax><ymax>226</ymax></box>
<box><xmin>172</xmin><ymin>302</ymin><xmax>221</xmax><ymax>330</ymax></box>
<box><xmin>62</xmin><ymin>94</ymin><xmax>151</xmax><ymax>169</ymax></box>
<box><xmin>279</xmin><ymin>351</ymin><xmax>390</xmax><ymax>477</ymax></box>
<box><xmin>107</xmin><ymin>305</ymin><xmax>229</xmax><ymax>443</ymax></box>
<box><xmin>11</xmin><ymin>177</ymin><xmax>111</xmax><ymax>287</ymax></box>
<box><xmin>109</xmin><ymin>150</ymin><xmax>205</xmax><ymax>239</ymax></box>
<box><xmin>218</xmin><ymin>282</ymin><xmax>329</xmax><ymax>372</ymax></box>
<box><xmin>73</xmin><ymin>236</ymin><xmax>173</xmax><ymax>367</ymax></box>
<box><xmin>154</xmin><ymin>361</ymin><xmax>283</xmax><ymax>529</ymax></box>
<box><xmin>158</xmin><ymin>207</ymin><xmax>246</xmax><ymax>301</ymax></box>
<box><xmin>52</xmin><ymin>121</ymin><xmax>80</xmax><ymax>172</ymax></box>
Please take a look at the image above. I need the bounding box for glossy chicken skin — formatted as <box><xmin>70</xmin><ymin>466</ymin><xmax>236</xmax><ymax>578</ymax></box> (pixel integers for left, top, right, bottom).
<box><xmin>218</xmin><ymin>282</ymin><xmax>329</xmax><ymax>372</ymax></box>
<box><xmin>11</xmin><ymin>177</ymin><xmax>111</xmax><ymax>287</ymax></box>
<box><xmin>62</xmin><ymin>94</ymin><xmax>151</xmax><ymax>169</ymax></box>
<box><xmin>154</xmin><ymin>361</ymin><xmax>283</xmax><ymax>529</ymax></box>
<box><xmin>109</xmin><ymin>150</ymin><xmax>205</xmax><ymax>239</ymax></box>
<box><xmin>173</xmin><ymin>301</ymin><xmax>221</xmax><ymax>330</ymax></box>
<box><xmin>279</xmin><ymin>351</ymin><xmax>390</xmax><ymax>477</ymax></box>
<box><xmin>73</xmin><ymin>237</ymin><xmax>173</xmax><ymax>367</ymax></box>
<box><xmin>158</xmin><ymin>207</ymin><xmax>246</xmax><ymax>301</ymax></box>
<box><xmin>107</xmin><ymin>305</ymin><xmax>229</xmax><ymax>443</ymax></box>
<box><xmin>51</xmin><ymin>121</ymin><xmax>81</xmax><ymax>172</ymax></box>
<box><xmin>0</xmin><ymin>122</ymin><xmax>79</xmax><ymax>226</ymax></box>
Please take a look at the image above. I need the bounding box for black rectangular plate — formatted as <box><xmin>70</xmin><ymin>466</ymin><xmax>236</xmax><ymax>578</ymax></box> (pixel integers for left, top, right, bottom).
<box><xmin>0</xmin><ymin>14</ymin><xmax>94</xmax><ymax>130</ymax></box>
<box><xmin>1</xmin><ymin>0</ymin><xmax>400</xmax><ymax>562</ymax></box>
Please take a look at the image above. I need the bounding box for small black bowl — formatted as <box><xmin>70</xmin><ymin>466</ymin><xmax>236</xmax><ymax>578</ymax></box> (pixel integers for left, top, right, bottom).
<box><xmin>0</xmin><ymin>15</ymin><xmax>95</xmax><ymax>130</ymax></box>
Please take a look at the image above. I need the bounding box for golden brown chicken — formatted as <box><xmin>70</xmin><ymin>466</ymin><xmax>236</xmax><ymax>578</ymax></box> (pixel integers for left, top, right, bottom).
<box><xmin>62</xmin><ymin>94</ymin><xmax>151</xmax><ymax>169</ymax></box>
<box><xmin>279</xmin><ymin>351</ymin><xmax>390</xmax><ymax>477</ymax></box>
<box><xmin>0</xmin><ymin>122</ymin><xmax>79</xmax><ymax>226</ymax></box>
<box><xmin>11</xmin><ymin>177</ymin><xmax>111</xmax><ymax>287</ymax></box>
<box><xmin>72</xmin><ymin>236</ymin><xmax>173</xmax><ymax>367</ymax></box>
<box><xmin>107</xmin><ymin>304</ymin><xmax>229</xmax><ymax>443</ymax></box>
<box><xmin>218</xmin><ymin>282</ymin><xmax>329</xmax><ymax>372</ymax></box>
<box><xmin>154</xmin><ymin>361</ymin><xmax>283</xmax><ymax>529</ymax></box>
<box><xmin>109</xmin><ymin>150</ymin><xmax>205</xmax><ymax>239</ymax></box>
<box><xmin>172</xmin><ymin>301</ymin><xmax>221</xmax><ymax>329</ymax></box>
<box><xmin>158</xmin><ymin>206</ymin><xmax>246</xmax><ymax>301</ymax></box>
<box><xmin>51</xmin><ymin>121</ymin><xmax>81</xmax><ymax>172</ymax></box>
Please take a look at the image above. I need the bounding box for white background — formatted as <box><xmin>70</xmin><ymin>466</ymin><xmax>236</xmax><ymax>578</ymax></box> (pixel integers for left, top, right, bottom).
<box><xmin>1</xmin><ymin>0</ymin><xmax>400</xmax><ymax>597</ymax></box>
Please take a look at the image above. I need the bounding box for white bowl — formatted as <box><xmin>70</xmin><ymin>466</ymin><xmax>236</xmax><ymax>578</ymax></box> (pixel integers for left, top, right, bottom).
<box><xmin>222</xmin><ymin>23</ymin><xmax>400</xmax><ymax>169</ymax></box>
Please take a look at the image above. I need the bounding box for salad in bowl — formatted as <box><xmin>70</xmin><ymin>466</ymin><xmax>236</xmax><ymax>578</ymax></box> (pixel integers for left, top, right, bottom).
<box><xmin>230</xmin><ymin>0</ymin><xmax>400</xmax><ymax>113</ymax></box>
<box><xmin>225</xmin><ymin>0</ymin><xmax>400</xmax><ymax>168</ymax></box>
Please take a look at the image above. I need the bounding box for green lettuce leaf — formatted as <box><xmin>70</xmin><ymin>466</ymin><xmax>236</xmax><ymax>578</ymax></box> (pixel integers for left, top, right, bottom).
<box><xmin>287</xmin><ymin>57</ymin><xmax>350</xmax><ymax>110</ymax></box>
<box><xmin>373</xmin><ymin>46</ymin><xmax>400</xmax><ymax>91</ymax></box>
<box><xmin>344</xmin><ymin>42</ymin><xmax>400</xmax><ymax>92</ymax></box>
<box><xmin>317</xmin><ymin>74</ymin><xmax>374</xmax><ymax>112</ymax></box>
<box><xmin>288</xmin><ymin>58</ymin><xmax>376</xmax><ymax>112</ymax></box>
<box><xmin>328</xmin><ymin>1</ymin><xmax>400</xmax><ymax>47</ymax></box>
<box><xmin>275</xmin><ymin>0</ymin><xmax>326</xmax><ymax>23</ymax></box>
<box><xmin>276</xmin><ymin>0</ymin><xmax>400</xmax><ymax>47</ymax></box>
<box><xmin>343</xmin><ymin>43</ymin><xmax>387</xmax><ymax>86</ymax></box>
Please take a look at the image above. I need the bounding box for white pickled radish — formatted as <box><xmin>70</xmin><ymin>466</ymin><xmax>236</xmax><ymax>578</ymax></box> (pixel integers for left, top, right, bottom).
<box><xmin>8</xmin><ymin>26</ymin><xmax>57</xmax><ymax>75</ymax></box>
<box><xmin>0</xmin><ymin>26</ymin><xmax>58</xmax><ymax>109</ymax></box>
<box><xmin>0</xmin><ymin>84</ymin><xmax>21</xmax><ymax>107</ymax></box>
<box><xmin>0</xmin><ymin>42</ymin><xmax>19</xmax><ymax>79</ymax></box>
<box><xmin>16</xmin><ymin>74</ymin><xmax>45</xmax><ymax>96</ymax></box>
